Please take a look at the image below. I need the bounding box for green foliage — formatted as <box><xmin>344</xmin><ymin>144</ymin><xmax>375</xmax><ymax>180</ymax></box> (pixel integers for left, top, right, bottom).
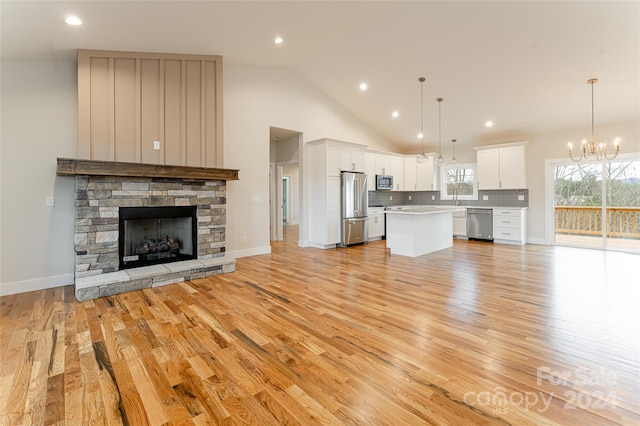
<box><xmin>555</xmin><ymin>161</ymin><xmax>640</xmax><ymax>207</ymax></box>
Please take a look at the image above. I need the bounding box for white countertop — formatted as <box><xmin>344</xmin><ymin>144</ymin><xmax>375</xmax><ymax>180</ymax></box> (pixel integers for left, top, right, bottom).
<box><xmin>384</xmin><ymin>206</ymin><xmax>466</xmax><ymax>215</ymax></box>
<box><xmin>372</xmin><ymin>205</ymin><xmax>528</xmax><ymax>211</ymax></box>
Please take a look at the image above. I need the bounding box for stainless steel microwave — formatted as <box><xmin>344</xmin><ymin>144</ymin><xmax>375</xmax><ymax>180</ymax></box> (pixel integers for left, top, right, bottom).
<box><xmin>375</xmin><ymin>174</ymin><xmax>393</xmax><ymax>190</ymax></box>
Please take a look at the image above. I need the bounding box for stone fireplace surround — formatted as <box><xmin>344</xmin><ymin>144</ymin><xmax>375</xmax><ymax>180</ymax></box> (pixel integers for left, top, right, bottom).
<box><xmin>57</xmin><ymin>158</ymin><xmax>238</xmax><ymax>301</ymax></box>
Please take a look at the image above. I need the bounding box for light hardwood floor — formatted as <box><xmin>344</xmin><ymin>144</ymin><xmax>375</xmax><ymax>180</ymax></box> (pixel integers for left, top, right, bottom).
<box><xmin>1</xmin><ymin>227</ymin><xmax>639</xmax><ymax>425</ymax></box>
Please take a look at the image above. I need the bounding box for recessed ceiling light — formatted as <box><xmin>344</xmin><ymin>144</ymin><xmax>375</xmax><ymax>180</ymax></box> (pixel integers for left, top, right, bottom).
<box><xmin>359</xmin><ymin>82</ymin><xmax>368</xmax><ymax>91</ymax></box>
<box><xmin>485</xmin><ymin>120</ymin><xmax>494</xmax><ymax>128</ymax></box>
<box><xmin>392</xmin><ymin>111</ymin><xmax>399</xmax><ymax>118</ymax></box>
<box><xmin>274</xmin><ymin>37</ymin><xmax>284</xmax><ymax>45</ymax></box>
<box><xmin>65</xmin><ymin>16</ymin><xmax>82</xmax><ymax>26</ymax></box>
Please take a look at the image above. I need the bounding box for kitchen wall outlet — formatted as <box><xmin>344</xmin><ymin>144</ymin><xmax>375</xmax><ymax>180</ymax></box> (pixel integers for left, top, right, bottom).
<box><xmin>389</xmin><ymin>195</ymin><xmax>393</xmax><ymax>200</ymax></box>
<box><xmin>45</xmin><ymin>196</ymin><xmax>54</xmax><ymax>207</ymax></box>
<box><xmin>408</xmin><ymin>195</ymin><xmax>412</xmax><ymax>200</ymax></box>
<box><xmin>518</xmin><ymin>194</ymin><xmax>525</xmax><ymax>201</ymax></box>
<box><xmin>153</xmin><ymin>140</ymin><xmax>161</xmax><ymax>150</ymax></box>
<box><xmin>431</xmin><ymin>195</ymin><xmax>435</xmax><ymax>200</ymax></box>
<box><xmin>483</xmin><ymin>195</ymin><xmax>489</xmax><ymax>201</ymax></box>
<box><xmin>252</xmin><ymin>196</ymin><xmax>261</xmax><ymax>203</ymax></box>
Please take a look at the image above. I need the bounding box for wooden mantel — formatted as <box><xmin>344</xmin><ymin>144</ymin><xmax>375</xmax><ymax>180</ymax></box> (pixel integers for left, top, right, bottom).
<box><xmin>56</xmin><ymin>158</ymin><xmax>239</xmax><ymax>181</ymax></box>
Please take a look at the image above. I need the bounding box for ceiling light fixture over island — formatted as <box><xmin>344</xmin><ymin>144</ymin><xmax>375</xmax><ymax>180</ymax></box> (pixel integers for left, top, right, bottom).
<box><xmin>385</xmin><ymin>206</ymin><xmax>466</xmax><ymax>257</ymax></box>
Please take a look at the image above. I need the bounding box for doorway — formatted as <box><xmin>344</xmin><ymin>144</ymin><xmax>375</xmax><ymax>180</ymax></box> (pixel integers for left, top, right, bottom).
<box><xmin>282</xmin><ymin>176</ymin><xmax>291</xmax><ymax>225</ymax></box>
<box><xmin>269</xmin><ymin>127</ymin><xmax>302</xmax><ymax>242</ymax></box>
<box><xmin>551</xmin><ymin>155</ymin><xmax>640</xmax><ymax>252</ymax></box>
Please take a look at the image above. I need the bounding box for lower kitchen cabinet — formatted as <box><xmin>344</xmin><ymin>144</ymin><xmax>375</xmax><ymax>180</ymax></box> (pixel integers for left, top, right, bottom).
<box><xmin>452</xmin><ymin>208</ymin><xmax>467</xmax><ymax>237</ymax></box>
<box><xmin>368</xmin><ymin>208</ymin><xmax>385</xmax><ymax>240</ymax></box>
<box><xmin>492</xmin><ymin>208</ymin><xmax>526</xmax><ymax>245</ymax></box>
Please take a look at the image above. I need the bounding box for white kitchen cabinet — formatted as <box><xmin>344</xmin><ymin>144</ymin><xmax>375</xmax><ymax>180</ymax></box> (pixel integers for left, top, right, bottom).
<box><xmin>416</xmin><ymin>157</ymin><xmax>436</xmax><ymax>190</ymax></box>
<box><xmin>374</xmin><ymin>153</ymin><xmax>391</xmax><ymax>175</ymax></box>
<box><xmin>365</xmin><ymin>152</ymin><xmax>377</xmax><ymax>188</ymax></box>
<box><xmin>492</xmin><ymin>208</ymin><xmax>527</xmax><ymax>245</ymax></box>
<box><xmin>452</xmin><ymin>209</ymin><xmax>467</xmax><ymax>237</ymax></box>
<box><xmin>340</xmin><ymin>145</ymin><xmax>365</xmax><ymax>173</ymax></box>
<box><xmin>475</xmin><ymin>142</ymin><xmax>528</xmax><ymax>190</ymax></box>
<box><xmin>389</xmin><ymin>155</ymin><xmax>404</xmax><ymax>191</ymax></box>
<box><xmin>368</xmin><ymin>208</ymin><xmax>385</xmax><ymax>240</ymax></box>
<box><xmin>404</xmin><ymin>156</ymin><xmax>417</xmax><ymax>191</ymax></box>
<box><xmin>307</xmin><ymin>139</ymin><xmax>367</xmax><ymax>248</ymax></box>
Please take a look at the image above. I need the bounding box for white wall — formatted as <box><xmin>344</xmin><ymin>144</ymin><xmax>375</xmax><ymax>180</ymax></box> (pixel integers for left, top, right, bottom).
<box><xmin>1</xmin><ymin>60</ymin><xmax>77</xmax><ymax>294</ymax></box>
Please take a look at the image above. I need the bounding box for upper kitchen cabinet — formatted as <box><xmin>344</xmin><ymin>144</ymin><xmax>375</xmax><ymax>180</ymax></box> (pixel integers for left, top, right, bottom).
<box><xmin>474</xmin><ymin>142</ymin><xmax>528</xmax><ymax>190</ymax></box>
<box><xmin>77</xmin><ymin>50</ymin><xmax>223</xmax><ymax>168</ymax></box>
<box><xmin>389</xmin><ymin>155</ymin><xmax>404</xmax><ymax>191</ymax></box>
<box><xmin>404</xmin><ymin>154</ymin><xmax>438</xmax><ymax>191</ymax></box>
<box><xmin>404</xmin><ymin>156</ymin><xmax>417</xmax><ymax>191</ymax></box>
<box><xmin>307</xmin><ymin>139</ymin><xmax>365</xmax><ymax>177</ymax></box>
<box><xmin>340</xmin><ymin>144</ymin><xmax>366</xmax><ymax>173</ymax></box>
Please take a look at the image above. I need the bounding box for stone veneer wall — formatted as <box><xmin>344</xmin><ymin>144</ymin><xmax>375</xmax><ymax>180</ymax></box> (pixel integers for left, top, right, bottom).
<box><xmin>74</xmin><ymin>175</ymin><xmax>226</xmax><ymax>278</ymax></box>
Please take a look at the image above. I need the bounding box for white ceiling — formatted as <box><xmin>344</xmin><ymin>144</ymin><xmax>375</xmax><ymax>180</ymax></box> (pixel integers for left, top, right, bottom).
<box><xmin>2</xmin><ymin>1</ymin><xmax>638</xmax><ymax>152</ymax></box>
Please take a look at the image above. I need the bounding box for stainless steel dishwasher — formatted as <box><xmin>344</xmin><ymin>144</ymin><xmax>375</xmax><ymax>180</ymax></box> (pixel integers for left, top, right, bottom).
<box><xmin>467</xmin><ymin>208</ymin><xmax>493</xmax><ymax>241</ymax></box>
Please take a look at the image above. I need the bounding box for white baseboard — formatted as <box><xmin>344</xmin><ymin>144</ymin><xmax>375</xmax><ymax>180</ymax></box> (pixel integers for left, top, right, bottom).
<box><xmin>298</xmin><ymin>240</ymin><xmax>310</xmax><ymax>247</ymax></box>
<box><xmin>0</xmin><ymin>273</ymin><xmax>74</xmax><ymax>296</ymax></box>
<box><xmin>225</xmin><ymin>246</ymin><xmax>271</xmax><ymax>259</ymax></box>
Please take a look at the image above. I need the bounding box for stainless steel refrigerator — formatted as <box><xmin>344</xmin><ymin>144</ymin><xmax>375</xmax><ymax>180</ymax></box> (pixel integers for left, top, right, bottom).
<box><xmin>340</xmin><ymin>171</ymin><xmax>368</xmax><ymax>246</ymax></box>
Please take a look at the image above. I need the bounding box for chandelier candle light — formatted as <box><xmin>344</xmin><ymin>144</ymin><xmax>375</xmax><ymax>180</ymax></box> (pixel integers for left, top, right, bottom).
<box><xmin>417</xmin><ymin>77</ymin><xmax>429</xmax><ymax>164</ymax></box>
<box><xmin>568</xmin><ymin>78</ymin><xmax>620</xmax><ymax>162</ymax></box>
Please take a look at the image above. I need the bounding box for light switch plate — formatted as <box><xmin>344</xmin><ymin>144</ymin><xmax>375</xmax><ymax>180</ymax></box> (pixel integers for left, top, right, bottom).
<box><xmin>483</xmin><ymin>195</ymin><xmax>489</xmax><ymax>200</ymax></box>
<box><xmin>408</xmin><ymin>195</ymin><xmax>412</xmax><ymax>200</ymax></box>
<box><xmin>45</xmin><ymin>196</ymin><xmax>54</xmax><ymax>206</ymax></box>
<box><xmin>389</xmin><ymin>195</ymin><xmax>393</xmax><ymax>200</ymax></box>
<box><xmin>431</xmin><ymin>195</ymin><xmax>435</xmax><ymax>200</ymax></box>
<box><xmin>153</xmin><ymin>140</ymin><xmax>161</xmax><ymax>150</ymax></box>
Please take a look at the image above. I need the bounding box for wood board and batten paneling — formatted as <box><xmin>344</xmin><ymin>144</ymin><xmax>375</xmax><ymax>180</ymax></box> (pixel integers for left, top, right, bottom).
<box><xmin>78</xmin><ymin>50</ymin><xmax>223</xmax><ymax>168</ymax></box>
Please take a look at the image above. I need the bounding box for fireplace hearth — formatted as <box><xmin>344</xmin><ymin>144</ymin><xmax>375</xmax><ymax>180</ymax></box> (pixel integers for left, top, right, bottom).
<box><xmin>119</xmin><ymin>206</ymin><xmax>197</xmax><ymax>269</ymax></box>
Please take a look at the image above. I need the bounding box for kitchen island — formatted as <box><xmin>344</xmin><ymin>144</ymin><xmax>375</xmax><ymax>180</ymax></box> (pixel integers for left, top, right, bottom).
<box><xmin>385</xmin><ymin>207</ymin><xmax>465</xmax><ymax>257</ymax></box>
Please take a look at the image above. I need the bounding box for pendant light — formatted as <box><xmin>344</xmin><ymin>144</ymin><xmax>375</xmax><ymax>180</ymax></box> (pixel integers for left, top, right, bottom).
<box><xmin>435</xmin><ymin>98</ymin><xmax>446</xmax><ymax>166</ymax></box>
<box><xmin>567</xmin><ymin>78</ymin><xmax>620</xmax><ymax>162</ymax></box>
<box><xmin>416</xmin><ymin>77</ymin><xmax>429</xmax><ymax>164</ymax></box>
<box><xmin>450</xmin><ymin>139</ymin><xmax>458</xmax><ymax>164</ymax></box>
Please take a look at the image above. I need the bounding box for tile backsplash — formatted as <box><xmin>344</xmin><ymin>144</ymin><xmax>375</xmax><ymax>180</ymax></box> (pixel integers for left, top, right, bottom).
<box><xmin>369</xmin><ymin>189</ymin><xmax>528</xmax><ymax>208</ymax></box>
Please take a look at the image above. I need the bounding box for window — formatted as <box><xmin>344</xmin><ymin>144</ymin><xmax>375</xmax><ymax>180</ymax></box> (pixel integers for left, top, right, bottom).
<box><xmin>441</xmin><ymin>163</ymin><xmax>477</xmax><ymax>201</ymax></box>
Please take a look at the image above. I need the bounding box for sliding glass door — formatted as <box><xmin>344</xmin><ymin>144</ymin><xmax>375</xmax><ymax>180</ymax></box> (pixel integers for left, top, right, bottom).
<box><xmin>553</xmin><ymin>157</ymin><xmax>640</xmax><ymax>252</ymax></box>
<box><xmin>605</xmin><ymin>159</ymin><xmax>640</xmax><ymax>251</ymax></box>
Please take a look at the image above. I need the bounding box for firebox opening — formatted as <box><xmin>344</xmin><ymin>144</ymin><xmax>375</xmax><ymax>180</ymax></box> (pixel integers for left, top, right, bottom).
<box><xmin>119</xmin><ymin>206</ymin><xmax>197</xmax><ymax>270</ymax></box>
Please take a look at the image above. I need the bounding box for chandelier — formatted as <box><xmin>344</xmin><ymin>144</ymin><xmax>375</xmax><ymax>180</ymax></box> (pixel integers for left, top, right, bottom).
<box><xmin>568</xmin><ymin>78</ymin><xmax>620</xmax><ymax>162</ymax></box>
<box><xmin>417</xmin><ymin>77</ymin><xmax>429</xmax><ymax>163</ymax></box>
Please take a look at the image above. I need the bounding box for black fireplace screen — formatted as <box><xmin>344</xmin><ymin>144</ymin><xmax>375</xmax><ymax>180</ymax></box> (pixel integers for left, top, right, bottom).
<box><xmin>119</xmin><ymin>206</ymin><xmax>197</xmax><ymax>269</ymax></box>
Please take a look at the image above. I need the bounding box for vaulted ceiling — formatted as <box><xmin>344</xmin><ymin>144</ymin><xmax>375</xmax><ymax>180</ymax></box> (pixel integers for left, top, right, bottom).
<box><xmin>2</xmin><ymin>1</ymin><xmax>638</xmax><ymax>152</ymax></box>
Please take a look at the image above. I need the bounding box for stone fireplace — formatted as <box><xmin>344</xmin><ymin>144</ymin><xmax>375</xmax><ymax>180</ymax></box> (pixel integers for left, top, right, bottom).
<box><xmin>57</xmin><ymin>158</ymin><xmax>238</xmax><ymax>301</ymax></box>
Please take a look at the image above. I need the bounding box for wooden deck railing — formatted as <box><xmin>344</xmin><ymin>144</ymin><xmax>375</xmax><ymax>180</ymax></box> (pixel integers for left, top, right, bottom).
<box><xmin>555</xmin><ymin>206</ymin><xmax>640</xmax><ymax>238</ymax></box>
